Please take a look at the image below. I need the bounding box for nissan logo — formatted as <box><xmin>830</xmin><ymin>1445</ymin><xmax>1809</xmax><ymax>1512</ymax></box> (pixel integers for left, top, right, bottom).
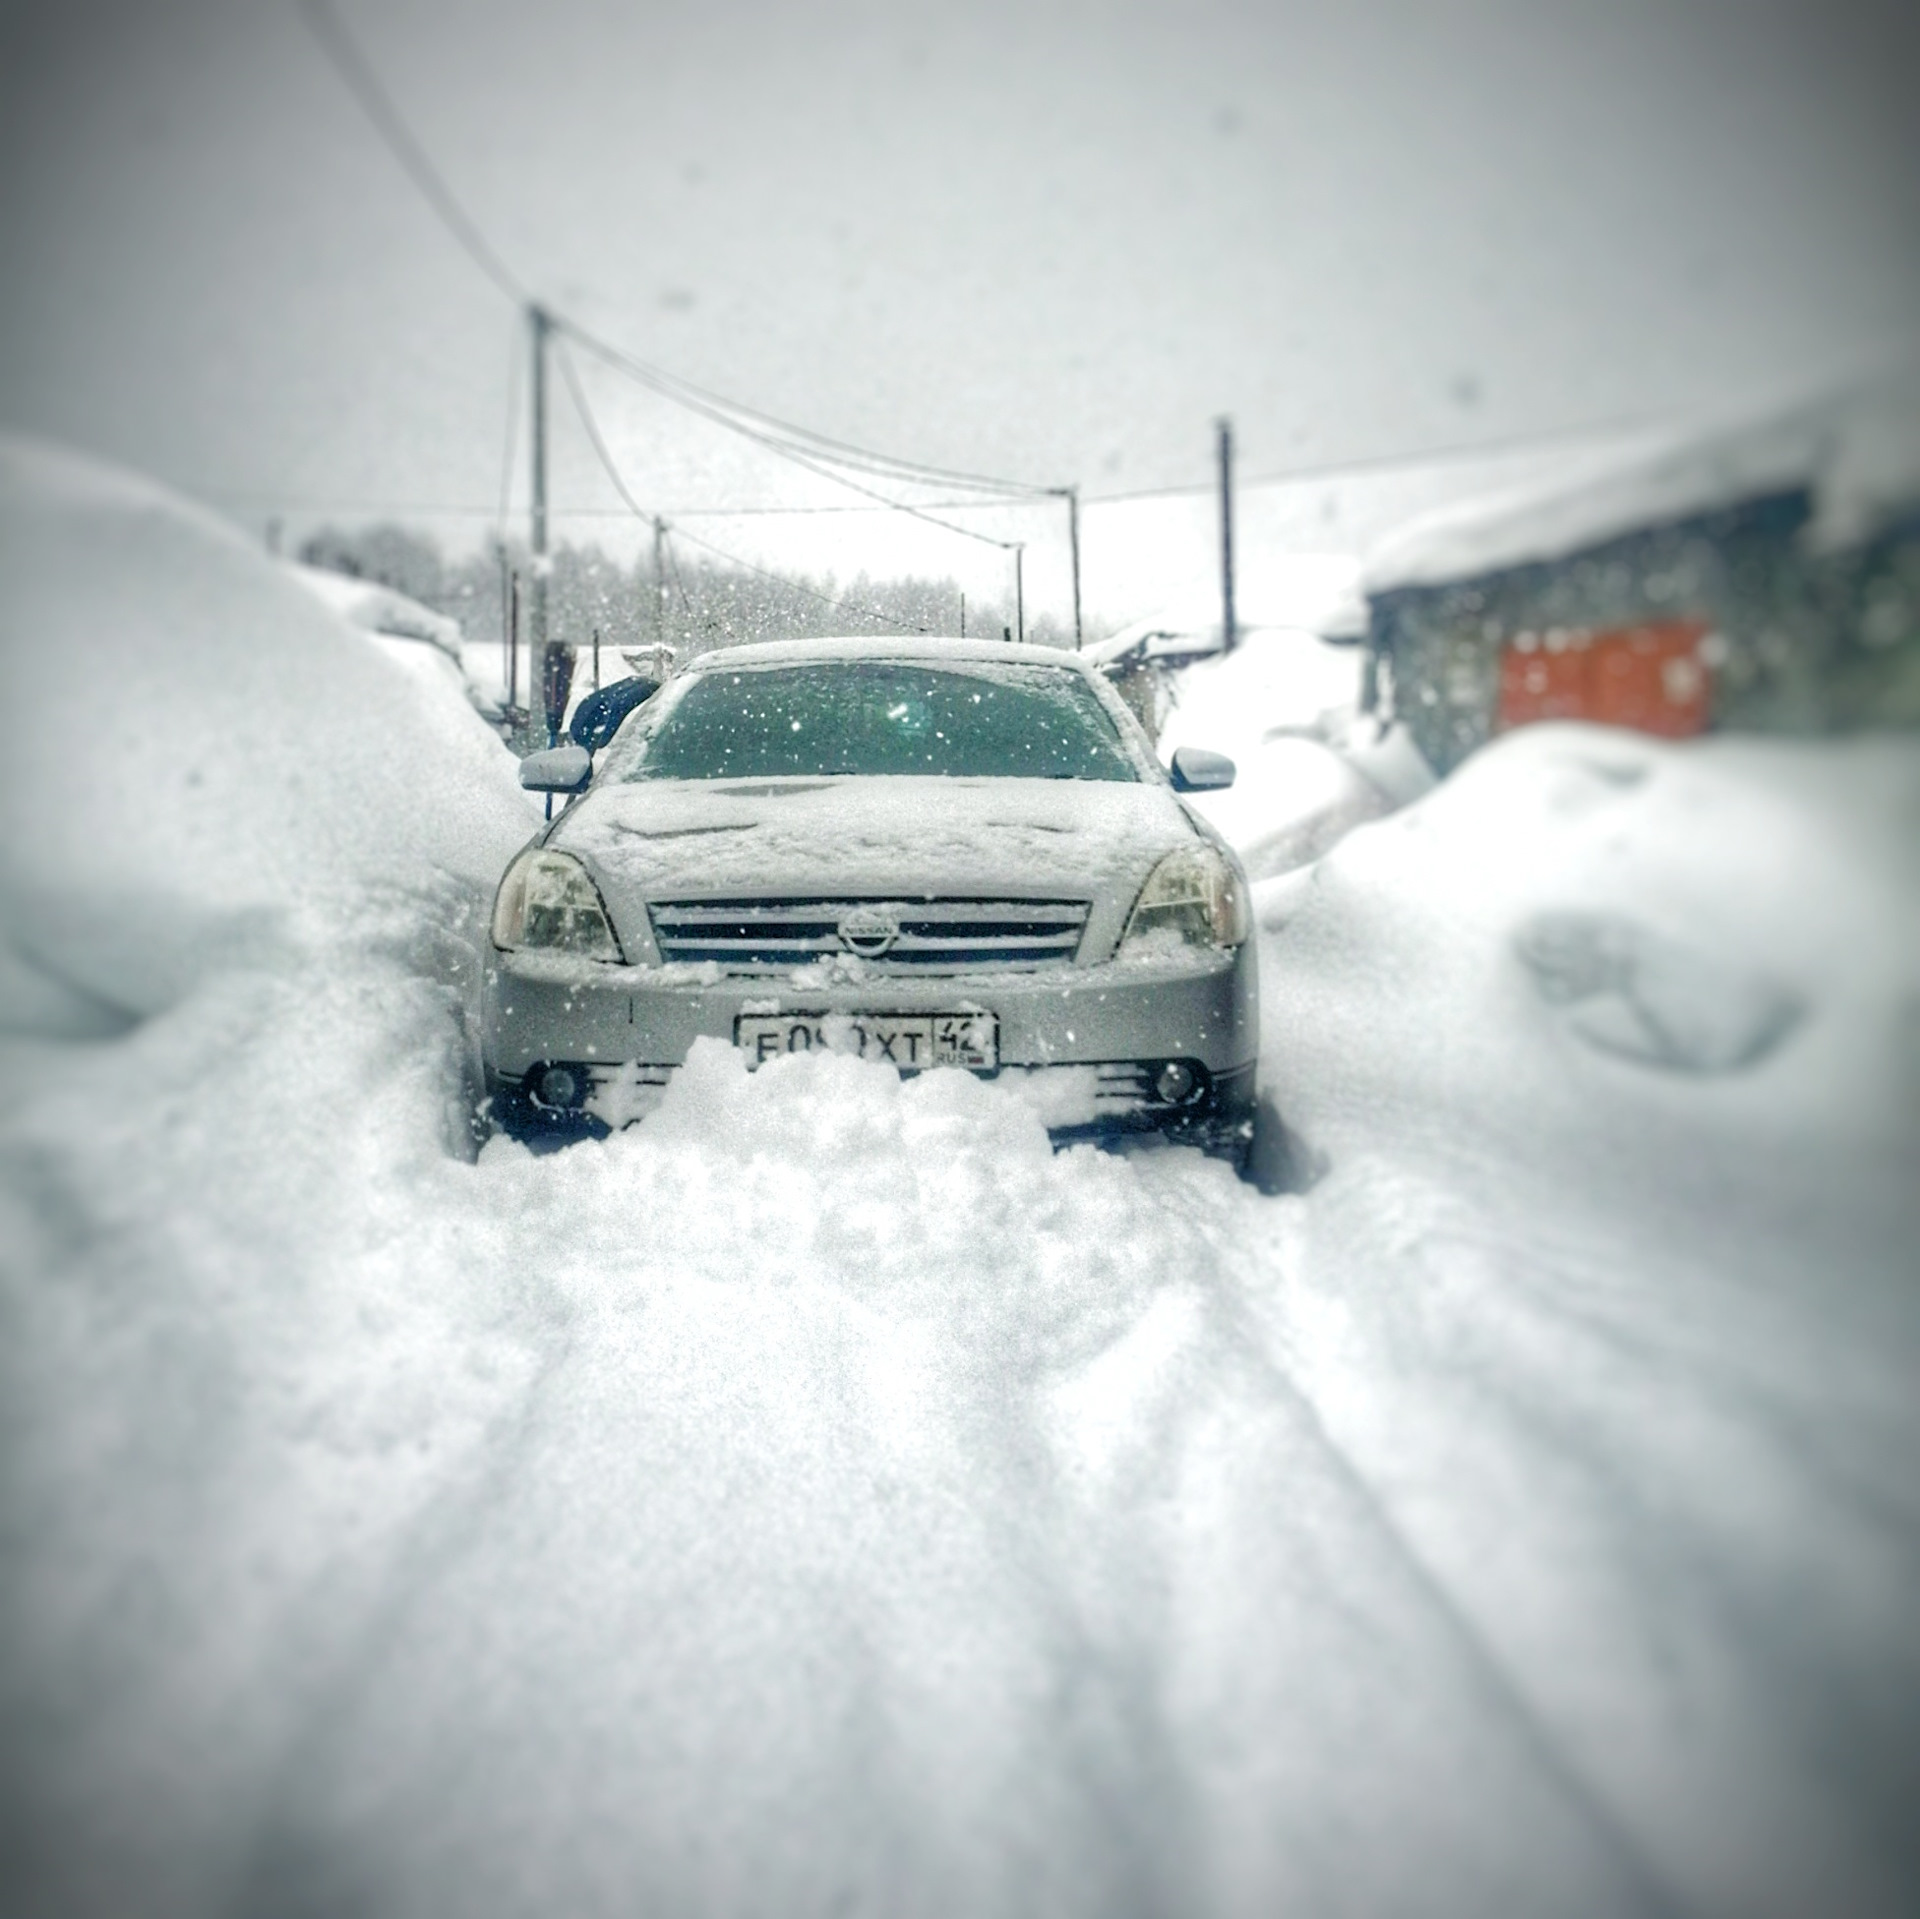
<box><xmin>837</xmin><ymin>905</ymin><xmax>901</xmax><ymax>957</ymax></box>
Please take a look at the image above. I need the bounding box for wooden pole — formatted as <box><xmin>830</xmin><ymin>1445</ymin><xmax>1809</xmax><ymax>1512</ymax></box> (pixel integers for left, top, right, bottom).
<box><xmin>507</xmin><ymin>569</ymin><xmax>520</xmax><ymax>710</ymax></box>
<box><xmin>1058</xmin><ymin>486</ymin><xmax>1083</xmax><ymax>648</ymax></box>
<box><xmin>1216</xmin><ymin>416</ymin><xmax>1238</xmax><ymax>652</ymax></box>
<box><xmin>653</xmin><ymin>516</ymin><xmax>668</xmax><ymax>645</ymax></box>
<box><xmin>529</xmin><ymin>306</ymin><xmax>551</xmax><ymax>660</ymax></box>
<box><xmin>498</xmin><ymin>540</ymin><xmax>512</xmax><ymax>705</ymax></box>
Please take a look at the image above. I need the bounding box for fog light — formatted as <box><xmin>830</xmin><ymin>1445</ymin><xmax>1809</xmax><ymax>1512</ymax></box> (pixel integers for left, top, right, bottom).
<box><xmin>536</xmin><ymin>1065</ymin><xmax>583</xmax><ymax>1108</ymax></box>
<box><xmin>1154</xmin><ymin>1061</ymin><xmax>1196</xmax><ymax>1103</ymax></box>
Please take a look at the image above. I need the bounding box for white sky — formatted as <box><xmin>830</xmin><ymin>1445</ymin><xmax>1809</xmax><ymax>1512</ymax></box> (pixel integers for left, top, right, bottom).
<box><xmin>2</xmin><ymin>0</ymin><xmax>1916</xmax><ymax>622</ymax></box>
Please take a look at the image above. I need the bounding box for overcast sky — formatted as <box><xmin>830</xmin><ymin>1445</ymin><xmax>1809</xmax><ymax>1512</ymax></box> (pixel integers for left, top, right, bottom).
<box><xmin>2</xmin><ymin>0</ymin><xmax>1916</xmax><ymax>611</ymax></box>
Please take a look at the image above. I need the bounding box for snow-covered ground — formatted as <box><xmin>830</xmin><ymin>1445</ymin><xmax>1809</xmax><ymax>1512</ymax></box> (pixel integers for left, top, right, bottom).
<box><xmin>2</xmin><ymin>440</ymin><xmax>1917</xmax><ymax>1918</ymax></box>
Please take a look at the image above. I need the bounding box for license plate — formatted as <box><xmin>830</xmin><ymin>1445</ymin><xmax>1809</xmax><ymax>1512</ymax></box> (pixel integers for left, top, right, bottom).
<box><xmin>734</xmin><ymin>1011</ymin><xmax>998</xmax><ymax>1070</ymax></box>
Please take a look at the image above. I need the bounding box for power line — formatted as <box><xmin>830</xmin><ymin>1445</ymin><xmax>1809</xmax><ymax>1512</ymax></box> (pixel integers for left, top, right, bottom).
<box><xmin>559</xmin><ymin>319</ymin><xmax>1054</xmax><ymax>501</ymax></box>
<box><xmin>556</xmin><ymin>332</ymin><xmax>932</xmax><ymax>633</ymax></box>
<box><xmin>296</xmin><ymin>0</ymin><xmax>526</xmax><ymax>306</ymax></box>
<box><xmin>562</xmin><ymin>328</ymin><xmax>1019</xmax><ymax>548</ymax></box>
<box><xmin>555</xmin><ymin>334</ymin><xmax>659</xmax><ymax>523</ymax></box>
<box><xmin>1080</xmin><ymin>415</ymin><xmax>1669</xmax><ymax>504</ymax></box>
<box><xmin>202</xmin><ymin>406</ymin><xmax>1665</xmax><ymax>528</ymax></box>
<box><xmin>201</xmin><ymin>491</ymin><xmax>1040</xmax><ymax>521</ymax></box>
<box><xmin>296</xmin><ymin>0</ymin><xmax>1051</xmax><ymax>511</ymax></box>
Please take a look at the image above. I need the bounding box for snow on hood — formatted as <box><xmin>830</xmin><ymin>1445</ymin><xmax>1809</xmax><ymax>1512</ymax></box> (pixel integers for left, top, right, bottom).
<box><xmin>557</xmin><ymin>774</ymin><xmax>1195</xmax><ymax>900</ymax></box>
<box><xmin>1363</xmin><ymin>363</ymin><xmax>1920</xmax><ymax>596</ymax></box>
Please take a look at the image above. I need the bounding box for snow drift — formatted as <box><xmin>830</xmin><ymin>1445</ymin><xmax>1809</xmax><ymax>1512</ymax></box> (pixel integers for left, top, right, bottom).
<box><xmin>0</xmin><ymin>434</ymin><xmax>533</xmax><ymax>1037</ymax></box>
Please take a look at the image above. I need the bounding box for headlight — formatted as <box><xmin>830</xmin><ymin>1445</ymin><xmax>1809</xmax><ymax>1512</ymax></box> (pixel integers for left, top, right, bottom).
<box><xmin>1119</xmin><ymin>844</ymin><xmax>1248</xmax><ymax>955</ymax></box>
<box><xmin>491</xmin><ymin>849</ymin><xmax>625</xmax><ymax>960</ymax></box>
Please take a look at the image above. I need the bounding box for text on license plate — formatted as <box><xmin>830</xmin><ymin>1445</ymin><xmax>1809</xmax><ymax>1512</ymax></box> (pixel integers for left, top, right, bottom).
<box><xmin>734</xmin><ymin>1012</ymin><xmax>998</xmax><ymax>1070</ymax></box>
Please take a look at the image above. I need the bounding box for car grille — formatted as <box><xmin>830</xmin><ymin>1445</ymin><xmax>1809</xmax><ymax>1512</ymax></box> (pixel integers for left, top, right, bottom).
<box><xmin>647</xmin><ymin>898</ymin><xmax>1090</xmax><ymax>971</ymax></box>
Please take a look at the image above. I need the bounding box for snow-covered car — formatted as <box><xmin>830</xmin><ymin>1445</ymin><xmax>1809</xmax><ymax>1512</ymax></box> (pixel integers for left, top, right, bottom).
<box><xmin>482</xmin><ymin>636</ymin><xmax>1258</xmax><ymax>1161</ymax></box>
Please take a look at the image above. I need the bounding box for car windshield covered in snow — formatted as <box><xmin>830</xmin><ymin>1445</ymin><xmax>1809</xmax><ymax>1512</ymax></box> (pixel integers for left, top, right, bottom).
<box><xmin>623</xmin><ymin>660</ymin><xmax>1141</xmax><ymax>782</ymax></box>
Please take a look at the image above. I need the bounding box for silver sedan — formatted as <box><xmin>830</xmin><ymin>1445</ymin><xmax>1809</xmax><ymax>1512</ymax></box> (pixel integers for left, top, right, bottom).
<box><xmin>484</xmin><ymin>637</ymin><xmax>1257</xmax><ymax>1163</ymax></box>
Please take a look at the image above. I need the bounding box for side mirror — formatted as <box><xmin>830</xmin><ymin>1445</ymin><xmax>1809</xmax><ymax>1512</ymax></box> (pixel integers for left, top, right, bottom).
<box><xmin>519</xmin><ymin>744</ymin><xmax>592</xmax><ymax>794</ymax></box>
<box><xmin>569</xmin><ymin>676</ymin><xmax>660</xmax><ymax>751</ymax></box>
<box><xmin>1169</xmin><ymin>746</ymin><xmax>1236</xmax><ymax>792</ymax></box>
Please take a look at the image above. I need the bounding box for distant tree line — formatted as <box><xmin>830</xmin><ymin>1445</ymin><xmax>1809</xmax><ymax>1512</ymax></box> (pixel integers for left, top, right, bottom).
<box><xmin>296</xmin><ymin>523</ymin><xmax>1069</xmax><ymax>662</ymax></box>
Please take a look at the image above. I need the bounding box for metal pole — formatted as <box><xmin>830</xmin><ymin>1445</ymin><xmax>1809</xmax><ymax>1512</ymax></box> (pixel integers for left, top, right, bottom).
<box><xmin>507</xmin><ymin>569</ymin><xmax>520</xmax><ymax>710</ymax></box>
<box><xmin>592</xmin><ymin>624</ymin><xmax>600</xmax><ymax>692</ymax></box>
<box><xmin>1058</xmin><ymin>486</ymin><xmax>1083</xmax><ymax>648</ymax></box>
<box><xmin>1014</xmin><ymin>544</ymin><xmax>1025</xmax><ymax>645</ymax></box>
<box><xmin>653</xmin><ymin>516</ymin><xmax>668</xmax><ymax>645</ymax></box>
<box><xmin>498</xmin><ymin>540</ymin><xmax>511</xmax><ymax>703</ymax></box>
<box><xmin>959</xmin><ymin>590</ymin><xmax>966</xmax><ymax>638</ymax></box>
<box><xmin>529</xmin><ymin>306</ymin><xmax>551</xmax><ymax>667</ymax></box>
<box><xmin>1216</xmin><ymin>416</ymin><xmax>1238</xmax><ymax>652</ymax></box>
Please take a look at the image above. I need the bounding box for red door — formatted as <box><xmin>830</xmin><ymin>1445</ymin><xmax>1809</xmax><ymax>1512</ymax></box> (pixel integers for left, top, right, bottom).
<box><xmin>1497</xmin><ymin>618</ymin><xmax>1712</xmax><ymax>739</ymax></box>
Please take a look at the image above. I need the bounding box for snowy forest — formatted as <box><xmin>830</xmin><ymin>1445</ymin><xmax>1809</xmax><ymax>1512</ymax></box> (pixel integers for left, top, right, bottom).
<box><xmin>298</xmin><ymin>522</ymin><xmax>1070</xmax><ymax>661</ymax></box>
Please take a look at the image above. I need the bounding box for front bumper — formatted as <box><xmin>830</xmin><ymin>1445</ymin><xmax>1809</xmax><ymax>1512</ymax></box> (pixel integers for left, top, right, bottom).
<box><xmin>482</xmin><ymin>942</ymin><xmax>1257</xmax><ymax>1149</ymax></box>
<box><xmin>487</xmin><ymin>1056</ymin><xmax>1256</xmax><ymax>1157</ymax></box>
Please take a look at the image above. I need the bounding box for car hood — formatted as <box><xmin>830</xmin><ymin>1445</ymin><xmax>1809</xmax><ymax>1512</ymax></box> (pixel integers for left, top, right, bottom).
<box><xmin>555</xmin><ymin>775</ymin><xmax>1197</xmax><ymax>903</ymax></box>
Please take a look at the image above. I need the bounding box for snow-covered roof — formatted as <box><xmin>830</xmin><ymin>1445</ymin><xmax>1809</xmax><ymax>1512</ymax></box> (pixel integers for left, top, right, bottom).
<box><xmin>1363</xmin><ymin>365</ymin><xmax>1920</xmax><ymax>598</ymax></box>
<box><xmin>285</xmin><ymin>562</ymin><xmax>464</xmax><ymax>658</ymax></box>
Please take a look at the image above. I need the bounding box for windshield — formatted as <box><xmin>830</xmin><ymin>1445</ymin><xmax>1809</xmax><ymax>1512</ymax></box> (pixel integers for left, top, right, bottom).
<box><xmin>623</xmin><ymin>660</ymin><xmax>1141</xmax><ymax>782</ymax></box>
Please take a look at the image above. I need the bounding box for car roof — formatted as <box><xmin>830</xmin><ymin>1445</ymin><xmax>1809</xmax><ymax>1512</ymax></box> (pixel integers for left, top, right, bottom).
<box><xmin>681</xmin><ymin>635</ymin><xmax>1095</xmax><ymax>673</ymax></box>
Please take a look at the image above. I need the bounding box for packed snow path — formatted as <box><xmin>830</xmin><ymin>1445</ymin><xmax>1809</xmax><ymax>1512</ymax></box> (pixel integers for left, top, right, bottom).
<box><xmin>3</xmin><ymin>439</ymin><xmax>1916</xmax><ymax>1916</ymax></box>
<box><xmin>3</xmin><ymin>931</ymin><xmax>1915</xmax><ymax>1917</ymax></box>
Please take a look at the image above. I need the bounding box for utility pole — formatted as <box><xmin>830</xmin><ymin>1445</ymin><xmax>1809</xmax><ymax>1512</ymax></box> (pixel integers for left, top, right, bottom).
<box><xmin>1216</xmin><ymin>416</ymin><xmax>1238</xmax><ymax>653</ymax></box>
<box><xmin>507</xmin><ymin>569</ymin><xmax>520</xmax><ymax>711</ymax></box>
<box><xmin>497</xmin><ymin>539</ymin><xmax>512</xmax><ymax>704</ymax></box>
<box><xmin>529</xmin><ymin>306</ymin><xmax>552</xmax><ymax>674</ymax></box>
<box><xmin>1056</xmin><ymin>486</ymin><xmax>1083</xmax><ymax>648</ymax></box>
<box><xmin>959</xmin><ymin>590</ymin><xmax>966</xmax><ymax>638</ymax></box>
<box><xmin>1013</xmin><ymin>543</ymin><xmax>1025</xmax><ymax>645</ymax></box>
<box><xmin>653</xmin><ymin>516</ymin><xmax>669</xmax><ymax>647</ymax></box>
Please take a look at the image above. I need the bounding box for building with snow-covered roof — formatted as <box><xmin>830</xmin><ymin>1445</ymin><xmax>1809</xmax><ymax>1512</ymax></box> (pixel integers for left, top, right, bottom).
<box><xmin>1356</xmin><ymin>369</ymin><xmax>1920</xmax><ymax>773</ymax></box>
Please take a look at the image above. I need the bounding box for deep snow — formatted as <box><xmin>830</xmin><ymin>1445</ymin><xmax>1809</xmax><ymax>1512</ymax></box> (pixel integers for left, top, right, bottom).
<box><xmin>2</xmin><ymin>441</ymin><xmax>1917</xmax><ymax>1919</ymax></box>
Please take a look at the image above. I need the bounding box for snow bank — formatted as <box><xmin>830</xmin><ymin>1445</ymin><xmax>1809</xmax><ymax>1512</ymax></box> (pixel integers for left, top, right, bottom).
<box><xmin>284</xmin><ymin>561</ymin><xmax>463</xmax><ymax>657</ymax></box>
<box><xmin>1253</xmin><ymin>724</ymin><xmax>1920</xmax><ymax>1916</ymax></box>
<box><xmin>1264</xmin><ymin>723</ymin><xmax>1920</xmax><ymax>1199</ymax></box>
<box><xmin>0</xmin><ymin>435</ymin><xmax>534</xmax><ymax>1034</ymax></box>
<box><xmin>1147</xmin><ymin>625</ymin><xmax>1425</xmax><ymax>881</ymax></box>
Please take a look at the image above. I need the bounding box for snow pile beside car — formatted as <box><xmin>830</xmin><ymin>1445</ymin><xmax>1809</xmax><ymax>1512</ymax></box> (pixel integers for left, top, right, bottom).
<box><xmin>1147</xmin><ymin>624</ymin><xmax>1433</xmax><ymax>881</ymax></box>
<box><xmin>1253</xmin><ymin>722</ymin><xmax>1920</xmax><ymax>1915</ymax></box>
<box><xmin>285</xmin><ymin>560</ymin><xmax>511</xmax><ymax>730</ymax></box>
<box><xmin>0</xmin><ymin>435</ymin><xmax>534</xmax><ymax>1035</ymax></box>
<box><xmin>1265</xmin><ymin>722</ymin><xmax>1920</xmax><ymax>1261</ymax></box>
